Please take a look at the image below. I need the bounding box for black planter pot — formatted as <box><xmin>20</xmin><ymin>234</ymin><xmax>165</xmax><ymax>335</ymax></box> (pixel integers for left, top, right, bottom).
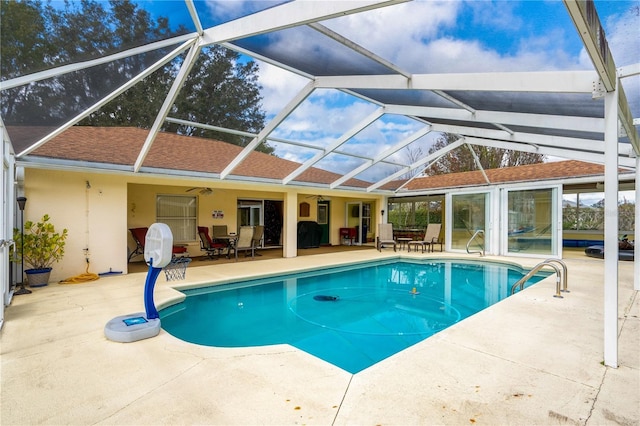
<box><xmin>25</xmin><ymin>268</ymin><xmax>53</xmax><ymax>287</ymax></box>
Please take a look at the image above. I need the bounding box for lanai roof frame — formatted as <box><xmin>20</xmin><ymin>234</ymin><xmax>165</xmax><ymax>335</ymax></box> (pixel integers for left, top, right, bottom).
<box><xmin>2</xmin><ymin>0</ymin><xmax>638</xmax><ymax>189</ymax></box>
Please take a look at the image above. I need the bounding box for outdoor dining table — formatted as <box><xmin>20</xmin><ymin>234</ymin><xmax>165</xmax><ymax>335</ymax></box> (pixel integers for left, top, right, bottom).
<box><xmin>214</xmin><ymin>234</ymin><xmax>238</xmax><ymax>258</ymax></box>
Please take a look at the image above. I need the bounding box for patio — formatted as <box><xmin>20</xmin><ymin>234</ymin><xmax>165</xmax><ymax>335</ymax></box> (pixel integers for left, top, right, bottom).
<box><xmin>1</xmin><ymin>250</ymin><xmax>637</xmax><ymax>425</ymax></box>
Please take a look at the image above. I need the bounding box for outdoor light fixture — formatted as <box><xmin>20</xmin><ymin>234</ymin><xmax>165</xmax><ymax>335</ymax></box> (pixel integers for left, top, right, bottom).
<box><xmin>15</xmin><ymin>196</ymin><xmax>31</xmax><ymax>295</ymax></box>
<box><xmin>17</xmin><ymin>196</ymin><xmax>26</xmax><ymax>211</ymax></box>
<box><xmin>381</xmin><ymin>210</ymin><xmax>385</xmax><ymax>216</ymax></box>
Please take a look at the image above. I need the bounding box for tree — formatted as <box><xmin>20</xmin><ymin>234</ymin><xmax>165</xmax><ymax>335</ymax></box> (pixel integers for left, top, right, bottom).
<box><xmin>423</xmin><ymin>133</ymin><xmax>545</xmax><ymax>175</ymax></box>
<box><xmin>0</xmin><ymin>0</ymin><xmax>56</xmax><ymax>124</ymax></box>
<box><xmin>400</xmin><ymin>144</ymin><xmax>426</xmax><ymax>179</ymax></box>
<box><xmin>1</xmin><ymin>0</ymin><xmax>268</xmax><ymax>152</ymax></box>
<box><xmin>166</xmin><ymin>46</ymin><xmax>269</xmax><ymax>152</ymax></box>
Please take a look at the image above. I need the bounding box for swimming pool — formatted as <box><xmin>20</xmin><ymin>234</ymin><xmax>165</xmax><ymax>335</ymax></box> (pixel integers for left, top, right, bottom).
<box><xmin>160</xmin><ymin>259</ymin><xmax>549</xmax><ymax>373</ymax></box>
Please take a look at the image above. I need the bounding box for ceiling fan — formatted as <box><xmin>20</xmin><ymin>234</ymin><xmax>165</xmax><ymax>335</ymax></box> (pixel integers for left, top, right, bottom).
<box><xmin>305</xmin><ymin>195</ymin><xmax>328</xmax><ymax>201</ymax></box>
<box><xmin>186</xmin><ymin>187</ymin><xmax>213</xmax><ymax>196</ymax></box>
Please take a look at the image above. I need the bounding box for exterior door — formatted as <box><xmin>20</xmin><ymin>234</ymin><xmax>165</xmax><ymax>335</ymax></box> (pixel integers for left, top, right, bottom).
<box><xmin>263</xmin><ymin>200</ymin><xmax>283</xmax><ymax>247</ymax></box>
<box><xmin>450</xmin><ymin>192</ymin><xmax>488</xmax><ymax>252</ymax></box>
<box><xmin>504</xmin><ymin>187</ymin><xmax>559</xmax><ymax>257</ymax></box>
<box><xmin>237</xmin><ymin>200</ymin><xmax>262</xmax><ymax>229</ymax></box>
<box><xmin>318</xmin><ymin>200</ymin><xmax>330</xmax><ymax>245</ymax></box>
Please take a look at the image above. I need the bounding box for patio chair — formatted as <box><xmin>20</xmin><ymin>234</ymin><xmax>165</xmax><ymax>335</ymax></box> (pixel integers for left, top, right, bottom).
<box><xmin>212</xmin><ymin>225</ymin><xmax>228</xmax><ymax>241</ymax></box>
<box><xmin>128</xmin><ymin>227</ymin><xmax>187</xmax><ymax>262</ymax></box>
<box><xmin>376</xmin><ymin>223</ymin><xmax>397</xmax><ymax>252</ymax></box>
<box><xmin>252</xmin><ymin>225</ymin><xmax>264</xmax><ymax>256</ymax></box>
<box><xmin>197</xmin><ymin>226</ymin><xmax>227</xmax><ymax>260</ymax></box>
<box><xmin>229</xmin><ymin>226</ymin><xmax>256</xmax><ymax>261</ymax></box>
<box><xmin>408</xmin><ymin>223</ymin><xmax>442</xmax><ymax>253</ymax></box>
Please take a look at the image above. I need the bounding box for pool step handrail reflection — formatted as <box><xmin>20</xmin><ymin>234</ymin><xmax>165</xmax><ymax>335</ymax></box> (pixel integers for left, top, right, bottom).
<box><xmin>466</xmin><ymin>229</ymin><xmax>485</xmax><ymax>257</ymax></box>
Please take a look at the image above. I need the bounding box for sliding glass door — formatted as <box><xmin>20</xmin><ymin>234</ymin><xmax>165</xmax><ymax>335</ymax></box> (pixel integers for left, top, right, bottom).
<box><xmin>450</xmin><ymin>192</ymin><xmax>488</xmax><ymax>252</ymax></box>
<box><xmin>505</xmin><ymin>187</ymin><xmax>558</xmax><ymax>256</ymax></box>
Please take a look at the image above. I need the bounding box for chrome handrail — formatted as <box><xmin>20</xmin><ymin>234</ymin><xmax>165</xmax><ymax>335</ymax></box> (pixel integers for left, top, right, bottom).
<box><xmin>545</xmin><ymin>259</ymin><xmax>568</xmax><ymax>292</ymax></box>
<box><xmin>510</xmin><ymin>258</ymin><xmax>568</xmax><ymax>298</ymax></box>
<box><xmin>466</xmin><ymin>230</ymin><xmax>485</xmax><ymax>257</ymax></box>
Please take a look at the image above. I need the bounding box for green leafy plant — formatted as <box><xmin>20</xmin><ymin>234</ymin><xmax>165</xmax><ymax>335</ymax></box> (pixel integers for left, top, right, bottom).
<box><xmin>13</xmin><ymin>214</ymin><xmax>68</xmax><ymax>270</ymax></box>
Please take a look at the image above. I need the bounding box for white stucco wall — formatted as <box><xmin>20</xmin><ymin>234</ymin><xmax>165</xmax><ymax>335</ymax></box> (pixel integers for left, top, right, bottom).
<box><xmin>21</xmin><ymin>168</ymin><xmax>385</xmax><ymax>283</ymax></box>
<box><xmin>23</xmin><ymin>168</ymin><xmax>127</xmax><ymax>282</ymax></box>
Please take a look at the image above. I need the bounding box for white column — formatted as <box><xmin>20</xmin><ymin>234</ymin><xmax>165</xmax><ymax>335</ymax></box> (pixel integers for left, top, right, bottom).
<box><xmin>603</xmin><ymin>82</ymin><xmax>619</xmax><ymax>368</ymax></box>
<box><xmin>635</xmin><ymin>157</ymin><xmax>640</xmax><ymax>291</ymax></box>
<box><xmin>283</xmin><ymin>190</ymin><xmax>298</xmax><ymax>258</ymax></box>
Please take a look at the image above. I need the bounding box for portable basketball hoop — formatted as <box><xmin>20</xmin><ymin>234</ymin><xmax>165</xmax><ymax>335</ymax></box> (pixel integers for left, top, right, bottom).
<box><xmin>105</xmin><ymin>223</ymin><xmax>174</xmax><ymax>343</ymax></box>
<box><xmin>163</xmin><ymin>257</ymin><xmax>192</xmax><ymax>281</ymax></box>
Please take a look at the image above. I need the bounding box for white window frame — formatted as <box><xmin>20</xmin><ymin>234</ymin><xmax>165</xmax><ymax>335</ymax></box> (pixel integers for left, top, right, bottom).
<box><xmin>156</xmin><ymin>194</ymin><xmax>197</xmax><ymax>243</ymax></box>
<box><xmin>500</xmin><ymin>184</ymin><xmax>562</xmax><ymax>258</ymax></box>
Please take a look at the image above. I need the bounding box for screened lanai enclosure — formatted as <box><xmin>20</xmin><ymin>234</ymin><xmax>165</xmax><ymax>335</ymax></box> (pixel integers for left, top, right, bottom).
<box><xmin>1</xmin><ymin>0</ymin><xmax>639</xmax><ymax>366</ymax></box>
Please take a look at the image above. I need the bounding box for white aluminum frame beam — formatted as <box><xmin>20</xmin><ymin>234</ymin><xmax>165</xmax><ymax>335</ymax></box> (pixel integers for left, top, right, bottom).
<box><xmin>221</xmin><ymin>41</ymin><xmax>315</xmax><ymax>80</ymax></box>
<box><xmin>564</xmin><ymin>1</ymin><xmax>639</xmax><ymax>152</ymax></box>
<box><xmin>200</xmin><ymin>0</ymin><xmax>407</xmax><ymax>45</ymax></box>
<box><xmin>603</xmin><ymin>80</ymin><xmax>619</xmax><ymax>368</ymax></box>
<box><xmin>184</xmin><ymin>0</ymin><xmax>204</xmax><ymax>35</ymax></box>
<box><xmin>17</xmin><ymin>40</ymin><xmax>195</xmax><ymax>158</ymax></box>
<box><xmin>428</xmin><ymin>123</ymin><xmax>636</xmax><ymax>159</ymax></box>
<box><xmin>619</xmin><ymin>63</ymin><xmax>640</xmax><ymax>78</ymax></box>
<box><xmin>564</xmin><ymin>0</ymin><xmax>616</xmax><ymax>90</ymax></box>
<box><xmin>386</xmin><ymin>104</ymin><xmax>604</xmax><ymax>134</ymax></box>
<box><xmin>464</xmin><ymin>136</ymin><xmax>635</xmax><ymax>169</ymax></box>
<box><xmin>330</xmin><ymin>125</ymin><xmax>432</xmax><ymax>189</ymax></box>
<box><xmin>221</xmin><ymin>81</ymin><xmax>316</xmax><ymax>179</ymax></box>
<box><xmin>466</xmin><ymin>144</ymin><xmax>490</xmax><ymax>184</ymax></box>
<box><xmin>165</xmin><ymin>117</ymin><xmax>409</xmax><ymax>169</ymax></box>
<box><xmin>636</xmin><ymin>157</ymin><xmax>640</xmax><ymax>291</ymax></box>
<box><xmin>315</xmin><ymin>71</ymin><xmax>596</xmax><ymax>93</ymax></box>
<box><xmin>370</xmin><ymin>138</ymin><xmax>466</xmax><ymax>192</ymax></box>
<box><xmin>308</xmin><ymin>23</ymin><xmax>411</xmax><ymax>78</ymax></box>
<box><xmin>283</xmin><ymin>107</ymin><xmax>384</xmax><ymax>185</ymax></box>
<box><xmin>307</xmin><ymin>18</ymin><xmax>515</xmax><ymax>135</ymax></box>
<box><xmin>0</xmin><ymin>34</ymin><xmax>196</xmax><ymax>91</ymax></box>
<box><xmin>134</xmin><ymin>43</ymin><xmax>202</xmax><ymax>172</ymax></box>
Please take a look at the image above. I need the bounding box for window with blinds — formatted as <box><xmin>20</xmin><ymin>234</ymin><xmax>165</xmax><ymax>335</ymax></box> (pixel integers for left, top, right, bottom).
<box><xmin>156</xmin><ymin>195</ymin><xmax>197</xmax><ymax>243</ymax></box>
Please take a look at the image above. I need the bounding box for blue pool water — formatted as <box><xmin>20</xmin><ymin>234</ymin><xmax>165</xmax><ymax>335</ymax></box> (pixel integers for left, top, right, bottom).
<box><xmin>160</xmin><ymin>259</ymin><xmax>549</xmax><ymax>373</ymax></box>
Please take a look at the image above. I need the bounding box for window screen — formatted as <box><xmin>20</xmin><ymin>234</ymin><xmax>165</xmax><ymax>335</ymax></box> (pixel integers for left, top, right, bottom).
<box><xmin>156</xmin><ymin>195</ymin><xmax>197</xmax><ymax>243</ymax></box>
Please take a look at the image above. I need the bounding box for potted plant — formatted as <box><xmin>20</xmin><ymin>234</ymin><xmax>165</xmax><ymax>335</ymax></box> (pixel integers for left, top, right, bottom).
<box><xmin>13</xmin><ymin>214</ymin><xmax>68</xmax><ymax>287</ymax></box>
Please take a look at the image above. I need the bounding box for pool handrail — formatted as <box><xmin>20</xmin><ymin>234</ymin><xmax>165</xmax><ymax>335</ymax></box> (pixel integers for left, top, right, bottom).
<box><xmin>510</xmin><ymin>258</ymin><xmax>568</xmax><ymax>298</ymax></box>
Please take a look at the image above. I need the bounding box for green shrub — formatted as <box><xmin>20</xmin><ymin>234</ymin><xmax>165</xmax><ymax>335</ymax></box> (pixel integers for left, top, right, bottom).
<box><xmin>13</xmin><ymin>214</ymin><xmax>68</xmax><ymax>270</ymax></box>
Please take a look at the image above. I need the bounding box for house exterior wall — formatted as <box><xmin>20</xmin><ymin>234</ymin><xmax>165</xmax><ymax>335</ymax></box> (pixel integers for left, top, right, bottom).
<box><xmin>128</xmin><ymin>183</ymin><xmax>256</xmax><ymax>257</ymax></box>
<box><xmin>23</xmin><ymin>168</ymin><xmax>128</xmax><ymax>283</ymax></box>
<box><xmin>21</xmin><ymin>168</ymin><xmax>385</xmax><ymax>283</ymax></box>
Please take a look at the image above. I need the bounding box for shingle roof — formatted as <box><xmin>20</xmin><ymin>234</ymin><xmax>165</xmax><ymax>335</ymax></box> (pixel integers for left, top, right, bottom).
<box><xmin>31</xmin><ymin>126</ymin><xmax>370</xmax><ymax>188</ymax></box>
<box><xmin>28</xmin><ymin>127</ymin><xmax>617</xmax><ymax>193</ymax></box>
<box><xmin>387</xmin><ymin>160</ymin><xmax>608</xmax><ymax>192</ymax></box>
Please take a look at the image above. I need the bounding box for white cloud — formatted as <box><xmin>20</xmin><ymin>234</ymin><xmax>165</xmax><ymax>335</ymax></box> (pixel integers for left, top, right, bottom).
<box><xmin>322</xmin><ymin>1</ymin><xmax>461</xmax><ymax>62</ymax></box>
<box><xmin>257</xmin><ymin>61</ymin><xmax>309</xmax><ymax>117</ymax></box>
<box><xmin>604</xmin><ymin>4</ymin><xmax>640</xmax><ymax>67</ymax></box>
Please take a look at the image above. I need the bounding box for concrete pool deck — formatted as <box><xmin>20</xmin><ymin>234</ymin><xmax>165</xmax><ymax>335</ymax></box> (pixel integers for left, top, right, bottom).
<box><xmin>1</xmin><ymin>250</ymin><xmax>638</xmax><ymax>425</ymax></box>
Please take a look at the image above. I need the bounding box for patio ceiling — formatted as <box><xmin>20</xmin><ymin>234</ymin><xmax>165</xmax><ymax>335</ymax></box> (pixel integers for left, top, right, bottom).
<box><xmin>2</xmin><ymin>0</ymin><xmax>639</xmax><ymax>195</ymax></box>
